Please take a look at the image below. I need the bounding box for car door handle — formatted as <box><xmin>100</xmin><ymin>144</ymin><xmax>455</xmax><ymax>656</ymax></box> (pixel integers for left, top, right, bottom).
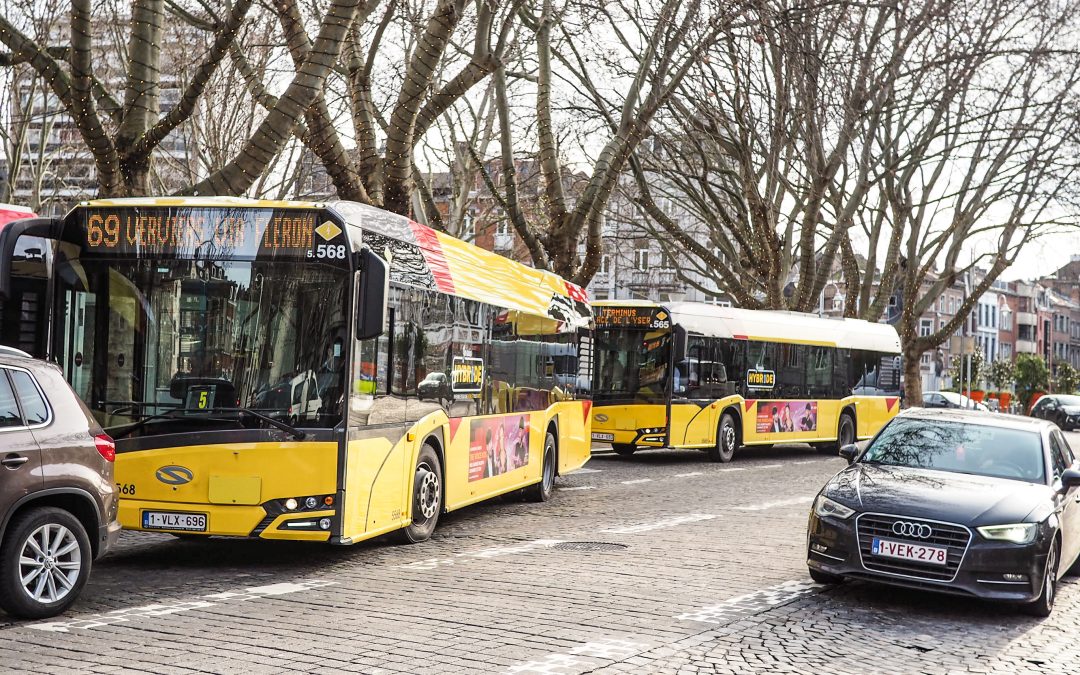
<box><xmin>2</xmin><ymin>454</ymin><xmax>30</xmax><ymax>467</ymax></box>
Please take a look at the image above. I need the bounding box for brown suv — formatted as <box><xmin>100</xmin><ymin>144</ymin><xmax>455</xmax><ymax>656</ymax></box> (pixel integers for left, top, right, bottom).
<box><xmin>0</xmin><ymin>348</ymin><xmax>120</xmax><ymax>619</ymax></box>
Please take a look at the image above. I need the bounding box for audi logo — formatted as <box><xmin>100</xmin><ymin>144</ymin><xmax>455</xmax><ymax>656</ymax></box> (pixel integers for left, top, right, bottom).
<box><xmin>892</xmin><ymin>521</ymin><xmax>933</xmax><ymax>539</ymax></box>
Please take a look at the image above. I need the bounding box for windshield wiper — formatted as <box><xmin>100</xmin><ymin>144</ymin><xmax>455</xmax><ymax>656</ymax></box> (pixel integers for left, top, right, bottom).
<box><xmin>109</xmin><ymin>408</ymin><xmax>242</xmax><ymax>439</ymax></box>
<box><xmin>232</xmin><ymin>406</ymin><xmax>306</xmax><ymax>440</ymax></box>
<box><xmin>109</xmin><ymin>407</ymin><xmax>306</xmax><ymax>440</ymax></box>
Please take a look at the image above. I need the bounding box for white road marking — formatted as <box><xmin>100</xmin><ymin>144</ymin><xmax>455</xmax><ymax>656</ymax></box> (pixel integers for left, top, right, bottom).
<box><xmin>676</xmin><ymin>580</ymin><xmax>821</xmax><ymax>624</ymax></box>
<box><xmin>731</xmin><ymin>496</ymin><xmax>814</xmax><ymax>511</ymax></box>
<box><xmin>673</xmin><ymin>471</ymin><xmax>703</xmax><ymax>477</ymax></box>
<box><xmin>718</xmin><ymin>467</ymin><xmax>745</xmax><ymax>472</ymax></box>
<box><xmin>572</xmin><ymin>468</ymin><xmax>603</xmax><ymax>474</ymax></box>
<box><xmin>505</xmin><ymin>638</ymin><xmax>651</xmax><ymax>674</ymax></box>
<box><xmin>793</xmin><ymin>460</ymin><xmax>819</xmax><ymax>465</ymax></box>
<box><xmin>601</xmin><ymin>514</ymin><xmax>718</xmax><ymax>534</ymax></box>
<box><xmin>620</xmin><ymin>478</ymin><xmax>653</xmax><ymax>485</ymax></box>
<box><xmin>396</xmin><ymin>540</ymin><xmax>563</xmax><ymax>570</ymax></box>
<box><xmin>560</xmin><ymin>485</ymin><xmax>597</xmax><ymax>491</ymax></box>
<box><xmin>755</xmin><ymin>464</ymin><xmax>783</xmax><ymax>469</ymax></box>
<box><xmin>30</xmin><ymin>579</ymin><xmax>336</xmax><ymax>633</ymax></box>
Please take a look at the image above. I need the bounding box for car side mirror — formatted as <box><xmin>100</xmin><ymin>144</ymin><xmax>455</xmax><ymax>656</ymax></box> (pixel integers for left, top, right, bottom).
<box><xmin>1061</xmin><ymin>468</ymin><xmax>1080</xmax><ymax>490</ymax></box>
<box><xmin>839</xmin><ymin>444</ymin><xmax>860</xmax><ymax>464</ymax></box>
<box><xmin>356</xmin><ymin>247</ymin><xmax>389</xmax><ymax>341</ymax></box>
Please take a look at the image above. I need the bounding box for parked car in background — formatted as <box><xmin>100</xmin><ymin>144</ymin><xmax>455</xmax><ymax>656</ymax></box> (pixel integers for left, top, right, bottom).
<box><xmin>0</xmin><ymin>352</ymin><xmax>120</xmax><ymax>619</ymax></box>
<box><xmin>418</xmin><ymin>372</ymin><xmax>452</xmax><ymax>402</ymax></box>
<box><xmin>1029</xmin><ymin>394</ymin><xmax>1080</xmax><ymax>431</ymax></box>
<box><xmin>808</xmin><ymin>408</ymin><xmax>1080</xmax><ymax>617</ymax></box>
<box><xmin>922</xmin><ymin>391</ymin><xmax>990</xmax><ymax>412</ymax></box>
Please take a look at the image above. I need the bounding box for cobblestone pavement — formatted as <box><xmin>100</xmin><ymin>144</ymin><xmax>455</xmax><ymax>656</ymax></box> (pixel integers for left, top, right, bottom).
<box><xmin>3</xmin><ymin>436</ymin><xmax>1080</xmax><ymax>674</ymax></box>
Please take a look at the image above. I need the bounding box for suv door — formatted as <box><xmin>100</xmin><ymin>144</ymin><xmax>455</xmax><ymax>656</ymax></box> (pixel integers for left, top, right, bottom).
<box><xmin>0</xmin><ymin>368</ymin><xmax>43</xmax><ymax>514</ymax></box>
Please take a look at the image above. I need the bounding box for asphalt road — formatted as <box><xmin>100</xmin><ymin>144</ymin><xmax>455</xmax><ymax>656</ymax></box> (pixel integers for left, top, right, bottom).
<box><xmin>3</xmin><ymin>434</ymin><xmax>1079</xmax><ymax>674</ymax></box>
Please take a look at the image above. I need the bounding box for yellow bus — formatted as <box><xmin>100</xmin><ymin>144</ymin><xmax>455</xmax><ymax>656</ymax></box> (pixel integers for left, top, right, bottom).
<box><xmin>591</xmin><ymin>301</ymin><xmax>901</xmax><ymax>462</ymax></box>
<box><xmin>0</xmin><ymin>197</ymin><xmax>592</xmax><ymax>544</ymax></box>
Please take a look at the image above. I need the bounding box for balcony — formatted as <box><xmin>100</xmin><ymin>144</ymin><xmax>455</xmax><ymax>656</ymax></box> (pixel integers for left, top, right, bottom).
<box><xmin>1016</xmin><ymin>339</ymin><xmax>1037</xmax><ymax>354</ymax></box>
<box><xmin>1017</xmin><ymin>311</ymin><xmax>1037</xmax><ymax>326</ymax></box>
<box><xmin>627</xmin><ymin>269</ymin><xmax>679</xmax><ymax>289</ymax></box>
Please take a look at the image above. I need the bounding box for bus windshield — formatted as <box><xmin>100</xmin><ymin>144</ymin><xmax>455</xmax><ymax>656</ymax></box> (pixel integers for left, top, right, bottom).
<box><xmin>594</xmin><ymin>328</ymin><xmax>671</xmax><ymax>404</ymax></box>
<box><xmin>54</xmin><ymin>255</ymin><xmax>349</xmax><ymax>436</ymax></box>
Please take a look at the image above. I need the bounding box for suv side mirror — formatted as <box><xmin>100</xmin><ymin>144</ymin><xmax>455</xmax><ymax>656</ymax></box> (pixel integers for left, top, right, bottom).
<box><xmin>839</xmin><ymin>444</ymin><xmax>860</xmax><ymax>464</ymax></box>
<box><xmin>356</xmin><ymin>247</ymin><xmax>389</xmax><ymax>341</ymax></box>
<box><xmin>1061</xmin><ymin>468</ymin><xmax>1080</xmax><ymax>490</ymax></box>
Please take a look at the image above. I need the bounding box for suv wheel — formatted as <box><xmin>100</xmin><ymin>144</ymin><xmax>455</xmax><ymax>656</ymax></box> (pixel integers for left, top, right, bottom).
<box><xmin>0</xmin><ymin>507</ymin><xmax>92</xmax><ymax>619</ymax></box>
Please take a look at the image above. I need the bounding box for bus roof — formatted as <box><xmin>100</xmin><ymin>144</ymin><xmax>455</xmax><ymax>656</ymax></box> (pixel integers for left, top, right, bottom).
<box><xmin>330</xmin><ymin>201</ymin><xmax>590</xmax><ymax>329</ymax></box>
<box><xmin>594</xmin><ymin>299</ymin><xmax>901</xmax><ymax>353</ymax></box>
<box><xmin>81</xmin><ymin>196</ymin><xmax>326</xmax><ymax>210</ymax></box>
<box><xmin>77</xmin><ymin>197</ymin><xmax>590</xmax><ymax>329</ymax></box>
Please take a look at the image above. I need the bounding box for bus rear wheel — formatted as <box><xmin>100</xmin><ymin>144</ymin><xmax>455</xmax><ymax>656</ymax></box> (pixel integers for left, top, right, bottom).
<box><xmin>819</xmin><ymin>412</ymin><xmax>855</xmax><ymax>455</ymax></box>
<box><xmin>708</xmin><ymin>412</ymin><xmax>739</xmax><ymax>463</ymax></box>
<box><xmin>612</xmin><ymin>443</ymin><xmax>637</xmax><ymax>457</ymax></box>
<box><xmin>397</xmin><ymin>444</ymin><xmax>443</xmax><ymax>544</ymax></box>
<box><xmin>524</xmin><ymin>432</ymin><xmax>557</xmax><ymax>502</ymax></box>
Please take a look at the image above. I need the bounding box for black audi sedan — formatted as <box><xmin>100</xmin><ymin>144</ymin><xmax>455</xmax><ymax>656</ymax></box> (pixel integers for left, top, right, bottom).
<box><xmin>806</xmin><ymin>408</ymin><xmax>1080</xmax><ymax>616</ymax></box>
<box><xmin>1029</xmin><ymin>394</ymin><xmax>1080</xmax><ymax>431</ymax></box>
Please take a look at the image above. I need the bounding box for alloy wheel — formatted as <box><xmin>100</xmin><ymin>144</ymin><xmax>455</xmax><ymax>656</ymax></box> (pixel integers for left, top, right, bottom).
<box><xmin>19</xmin><ymin>523</ymin><xmax>82</xmax><ymax>605</ymax></box>
<box><xmin>417</xmin><ymin>463</ymin><xmax>441</xmax><ymax>520</ymax></box>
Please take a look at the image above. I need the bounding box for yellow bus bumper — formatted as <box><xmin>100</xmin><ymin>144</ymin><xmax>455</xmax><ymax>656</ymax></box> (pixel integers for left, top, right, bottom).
<box><xmin>119</xmin><ymin>499</ymin><xmax>333</xmax><ymax>542</ymax></box>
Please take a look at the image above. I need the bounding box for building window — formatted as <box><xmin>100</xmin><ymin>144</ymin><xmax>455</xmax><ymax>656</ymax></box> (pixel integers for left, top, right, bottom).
<box><xmin>599</xmin><ymin>255</ymin><xmax>610</xmax><ymax>275</ymax></box>
<box><xmin>496</xmin><ymin>220</ymin><xmax>511</xmax><ymax>236</ymax></box>
<box><xmin>634</xmin><ymin>248</ymin><xmax>649</xmax><ymax>271</ymax></box>
<box><xmin>1001</xmin><ymin>343</ymin><xmax>1012</xmax><ymax>359</ymax></box>
<box><xmin>939</xmin><ymin>319</ymin><xmax>946</xmax><ymax>330</ymax></box>
<box><xmin>939</xmin><ymin>295</ymin><xmax>945</xmax><ymax>312</ymax></box>
<box><xmin>920</xmin><ymin>319</ymin><xmax>933</xmax><ymax>337</ymax></box>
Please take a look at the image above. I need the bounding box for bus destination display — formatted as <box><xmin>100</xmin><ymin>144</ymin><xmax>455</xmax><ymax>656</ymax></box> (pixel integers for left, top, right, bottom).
<box><xmin>595</xmin><ymin>306</ymin><xmax>671</xmax><ymax>330</ymax></box>
<box><xmin>79</xmin><ymin>207</ymin><xmax>348</xmax><ymax>263</ymax></box>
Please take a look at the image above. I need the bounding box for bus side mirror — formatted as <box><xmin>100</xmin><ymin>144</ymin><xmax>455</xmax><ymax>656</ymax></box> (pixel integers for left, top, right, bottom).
<box><xmin>673</xmin><ymin>324</ymin><xmax>687</xmax><ymax>363</ymax></box>
<box><xmin>356</xmin><ymin>247</ymin><xmax>389</xmax><ymax>341</ymax></box>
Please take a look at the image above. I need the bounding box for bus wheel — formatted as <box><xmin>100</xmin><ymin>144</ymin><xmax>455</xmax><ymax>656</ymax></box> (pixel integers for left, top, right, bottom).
<box><xmin>820</xmin><ymin>412</ymin><xmax>855</xmax><ymax>455</ymax></box>
<box><xmin>397</xmin><ymin>444</ymin><xmax>443</xmax><ymax>544</ymax></box>
<box><xmin>612</xmin><ymin>444</ymin><xmax>636</xmax><ymax>457</ymax></box>
<box><xmin>525</xmin><ymin>432</ymin><xmax>557</xmax><ymax>502</ymax></box>
<box><xmin>708</xmin><ymin>412</ymin><xmax>738</xmax><ymax>463</ymax></box>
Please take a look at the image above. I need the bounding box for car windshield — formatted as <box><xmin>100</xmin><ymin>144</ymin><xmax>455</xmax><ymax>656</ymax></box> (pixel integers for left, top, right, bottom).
<box><xmin>861</xmin><ymin>418</ymin><xmax>1045</xmax><ymax>483</ymax></box>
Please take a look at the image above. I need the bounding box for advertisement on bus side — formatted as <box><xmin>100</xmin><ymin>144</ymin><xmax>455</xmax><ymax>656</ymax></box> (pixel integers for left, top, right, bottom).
<box><xmin>468</xmin><ymin>414</ymin><xmax>531</xmax><ymax>481</ymax></box>
<box><xmin>755</xmin><ymin>401</ymin><xmax>817</xmax><ymax>434</ymax></box>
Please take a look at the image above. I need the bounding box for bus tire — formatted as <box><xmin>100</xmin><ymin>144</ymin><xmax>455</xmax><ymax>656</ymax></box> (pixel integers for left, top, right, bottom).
<box><xmin>821</xmin><ymin>412</ymin><xmax>855</xmax><ymax>455</ymax></box>
<box><xmin>397</xmin><ymin>444</ymin><xmax>443</xmax><ymax>544</ymax></box>
<box><xmin>612</xmin><ymin>444</ymin><xmax>636</xmax><ymax>457</ymax></box>
<box><xmin>708</xmin><ymin>412</ymin><xmax>739</xmax><ymax>463</ymax></box>
<box><xmin>524</xmin><ymin>432</ymin><xmax>557</xmax><ymax>502</ymax></box>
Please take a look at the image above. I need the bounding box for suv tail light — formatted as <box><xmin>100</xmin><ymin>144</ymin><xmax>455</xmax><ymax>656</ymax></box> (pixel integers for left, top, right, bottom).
<box><xmin>94</xmin><ymin>434</ymin><xmax>116</xmax><ymax>462</ymax></box>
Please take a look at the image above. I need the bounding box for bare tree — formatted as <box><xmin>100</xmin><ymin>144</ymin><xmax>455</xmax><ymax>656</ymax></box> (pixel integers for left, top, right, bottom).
<box><xmin>0</xmin><ymin>0</ymin><xmax>367</xmax><ymax>198</ymax></box>
<box><xmin>628</xmin><ymin>0</ymin><xmax>1080</xmax><ymax>401</ymax></box>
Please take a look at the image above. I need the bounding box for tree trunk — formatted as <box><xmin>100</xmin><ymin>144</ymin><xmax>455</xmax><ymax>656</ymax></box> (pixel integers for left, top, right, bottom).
<box><xmin>903</xmin><ymin>346</ymin><xmax>924</xmax><ymax>407</ymax></box>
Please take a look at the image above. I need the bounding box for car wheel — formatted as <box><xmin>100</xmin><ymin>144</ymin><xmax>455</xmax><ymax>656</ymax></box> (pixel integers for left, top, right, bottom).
<box><xmin>612</xmin><ymin>443</ymin><xmax>637</xmax><ymax>457</ymax></box>
<box><xmin>396</xmin><ymin>444</ymin><xmax>443</xmax><ymax>544</ymax></box>
<box><xmin>524</xmin><ymin>432</ymin><xmax>557</xmax><ymax>502</ymax></box>
<box><xmin>809</xmin><ymin>567</ymin><xmax>844</xmax><ymax>585</ymax></box>
<box><xmin>707</xmin><ymin>412</ymin><xmax>738</xmax><ymax>463</ymax></box>
<box><xmin>0</xmin><ymin>507</ymin><xmax>92</xmax><ymax>620</ymax></box>
<box><xmin>1023</xmin><ymin>539</ymin><xmax>1059</xmax><ymax>617</ymax></box>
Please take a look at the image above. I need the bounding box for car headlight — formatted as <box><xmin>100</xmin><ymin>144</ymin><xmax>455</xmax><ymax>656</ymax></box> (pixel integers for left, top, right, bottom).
<box><xmin>814</xmin><ymin>495</ymin><xmax>855</xmax><ymax>520</ymax></box>
<box><xmin>977</xmin><ymin>523</ymin><xmax>1037</xmax><ymax>544</ymax></box>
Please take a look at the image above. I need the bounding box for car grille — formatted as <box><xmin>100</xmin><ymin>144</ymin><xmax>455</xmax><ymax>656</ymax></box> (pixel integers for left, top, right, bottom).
<box><xmin>856</xmin><ymin>513</ymin><xmax>971</xmax><ymax>582</ymax></box>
